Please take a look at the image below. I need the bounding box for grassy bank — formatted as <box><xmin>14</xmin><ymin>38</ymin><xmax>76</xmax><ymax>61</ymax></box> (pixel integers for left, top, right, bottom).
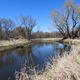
<box><xmin>31</xmin><ymin>38</ymin><xmax>80</xmax><ymax>45</ymax></box>
<box><xmin>0</xmin><ymin>39</ymin><xmax>32</xmax><ymax>53</ymax></box>
<box><xmin>0</xmin><ymin>38</ymin><xmax>80</xmax><ymax>53</ymax></box>
<box><xmin>15</xmin><ymin>44</ymin><xmax>80</xmax><ymax>80</ymax></box>
<box><xmin>31</xmin><ymin>38</ymin><xmax>62</xmax><ymax>42</ymax></box>
<box><xmin>61</xmin><ymin>39</ymin><xmax>80</xmax><ymax>45</ymax></box>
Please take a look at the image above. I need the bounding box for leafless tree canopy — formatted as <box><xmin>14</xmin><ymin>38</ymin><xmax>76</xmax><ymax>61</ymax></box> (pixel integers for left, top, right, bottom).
<box><xmin>49</xmin><ymin>0</ymin><xmax>80</xmax><ymax>39</ymax></box>
<box><xmin>1</xmin><ymin>18</ymin><xmax>16</xmax><ymax>38</ymax></box>
<box><xmin>1</xmin><ymin>0</ymin><xmax>80</xmax><ymax>40</ymax></box>
<box><xmin>0</xmin><ymin>17</ymin><xmax>63</xmax><ymax>40</ymax></box>
<box><xmin>22</xmin><ymin>16</ymin><xmax>37</xmax><ymax>40</ymax></box>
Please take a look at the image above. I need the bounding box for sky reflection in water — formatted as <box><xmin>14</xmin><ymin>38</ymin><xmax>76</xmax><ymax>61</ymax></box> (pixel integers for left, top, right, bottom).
<box><xmin>0</xmin><ymin>41</ymin><xmax>71</xmax><ymax>80</ymax></box>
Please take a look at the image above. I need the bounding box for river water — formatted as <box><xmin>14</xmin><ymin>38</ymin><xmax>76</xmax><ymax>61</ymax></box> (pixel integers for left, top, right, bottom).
<box><xmin>0</xmin><ymin>41</ymin><xmax>71</xmax><ymax>80</ymax></box>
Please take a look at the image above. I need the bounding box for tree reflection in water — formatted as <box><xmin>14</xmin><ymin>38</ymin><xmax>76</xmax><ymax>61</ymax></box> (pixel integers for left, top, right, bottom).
<box><xmin>0</xmin><ymin>41</ymin><xmax>71</xmax><ymax>80</ymax></box>
<box><xmin>0</xmin><ymin>42</ymin><xmax>71</xmax><ymax>70</ymax></box>
<box><xmin>14</xmin><ymin>45</ymin><xmax>38</xmax><ymax>68</ymax></box>
<box><xmin>0</xmin><ymin>52</ymin><xmax>17</xmax><ymax>69</ymax></box>
<box><xmin>51</xmin><ymin>43</ymin><xmax>71</xmax><ymax>57</ymax></box>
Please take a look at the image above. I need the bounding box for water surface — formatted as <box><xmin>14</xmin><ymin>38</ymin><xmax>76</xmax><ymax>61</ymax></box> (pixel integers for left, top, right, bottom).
<box><xmin>0</xmin><ymin>41</ymin><xmax>71</xmax><ymax>80</ymax></box>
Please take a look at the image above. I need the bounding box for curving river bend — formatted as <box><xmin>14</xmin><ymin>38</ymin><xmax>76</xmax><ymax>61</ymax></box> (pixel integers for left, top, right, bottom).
<box><xmin>0</xmin><ymin>41</ymin><xmax>71</xmax><ymax>80</ymax></box>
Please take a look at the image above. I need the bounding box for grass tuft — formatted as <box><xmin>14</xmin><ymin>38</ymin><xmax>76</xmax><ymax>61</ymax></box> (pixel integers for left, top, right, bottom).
<box><xmin>0</xmin><ymin>46</ymin><xmax>7</xmax><ymax>48</ymax></box>
<box><xmin>78</xmin><ymin>52</ymin><xmax>80</xmax><ymax>54</ymax></box>
<box><xmin>0</xmin><ymin>41</ymin><xmax>31</xmax><ymax>49</ymax></box>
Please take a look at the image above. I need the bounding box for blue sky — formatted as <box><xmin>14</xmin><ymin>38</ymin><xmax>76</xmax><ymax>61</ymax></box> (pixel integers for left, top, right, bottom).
<box><xmin>0</xmin><ymin>0</ymin><xmax>80</xmax><ymax>32</ymax></box>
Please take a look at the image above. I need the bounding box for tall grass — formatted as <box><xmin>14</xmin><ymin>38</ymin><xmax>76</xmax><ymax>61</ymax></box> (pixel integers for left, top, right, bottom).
<box><xmin>15</xmin><ymin>44</ymin><xmax>80</xmax><ymax>80</ymax></box>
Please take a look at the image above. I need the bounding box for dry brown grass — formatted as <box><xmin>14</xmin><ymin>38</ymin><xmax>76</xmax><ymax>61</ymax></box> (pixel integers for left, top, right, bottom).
<box><xmin>15</xmin><ymin>44</ymin><xmax>80</xmax><ymax>80</ymax></box>
<box><xmin>31</xmin><ymin>38</ymin><xmax>62</xmax><ymax>41</ymax></box>
<box><xmin>0</xmin><ymin>39</ymin><xmax>28</xmax><ymax>47</ymax></box>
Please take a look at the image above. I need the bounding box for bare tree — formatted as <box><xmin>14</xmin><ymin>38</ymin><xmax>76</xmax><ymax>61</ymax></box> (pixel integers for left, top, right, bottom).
<box><xmin>15</xmin><ymin>26</ymin><xmax>26</xmax><ymax>38</ymax></box>
<box><xmin>49</xmin><ymin>0</ymin><xmax>80</xmax><ymax>39</ymax></box>
<box><xmin>1</xmin><ymin>18</ymin><xmax>16</xmax><ymax>39</ymax></box>
<box><xmin>22</xmin><ymin>16</ymin><xmax>37</xmax><ymax>40</ymax></box>
<box><xmin>0</xmin><ymin>19</ymin><xmax>2</xmax><ymax>39</ymax></box>
<box><xmin>14</xmin><ymin>15</ymin><xmax>24</xmax><ymax>27</ymax></box>
<box><xmin>0</xmin><ymin>20</ymin><xmax>1</xmax><ymax>28</ymax></box>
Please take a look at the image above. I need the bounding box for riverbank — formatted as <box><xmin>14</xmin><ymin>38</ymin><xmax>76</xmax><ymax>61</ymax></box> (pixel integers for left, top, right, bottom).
<box><xmin>0</xmin><ymin>38</ymin><xmax>80</xmax><ymax>53</ymax></box>
<box><xmin>15</xmin><ymin>42</ymin><xmax>80</xmax><ymax>80</ymax></box>
<box><xmin>0</xmin><ymin>39</ymin><xmax>31</xmax><ymax>52</ymax></box>
<box><xmin>31</xmin><ymin>38</ymin><xmax>80</xmax><ymax>45</ymax></box>
<box><xmin>31</xmin><ymin>38</ymin><xmax>62</xmax><ymax>42</ymax></box>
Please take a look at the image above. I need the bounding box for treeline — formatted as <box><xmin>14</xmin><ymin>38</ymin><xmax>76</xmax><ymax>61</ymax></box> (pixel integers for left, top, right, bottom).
<box><xmin>0</xmin><ymin>25</ymin><xmax>62</xmax><ymax>40</ymax></box>
<box><xmin>0</xmin><ymin>16</ymin><xmax>37</xmax><ymax>40</ymax></box>
<box><xmin>10</xmin><ymin>27</ymin><xmax>63</xmax><ymax>39</ymax></box>
<box><xmin>32</xmin><ymin>31</ymin><xmax>62</xmax><ymax>38</ymax></box>
<box><xmin>1</xmin><ymin>0</ymin><xmax>80</xmax><ymax>40</ymax></box>
<box><xmin>0</xmin><ymin>15</ymin><xmax>63</xmax><ymax>40</ymax></box>
<box><xmin>0</xmin><ymin>16</ymin><xmax>80</xmax><ymax>40</ymax></box>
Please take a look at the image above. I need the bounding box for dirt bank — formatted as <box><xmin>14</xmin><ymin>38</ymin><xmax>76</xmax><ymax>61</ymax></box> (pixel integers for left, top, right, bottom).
<box><xmin>0</xmin><ymin>39</ymin><xmax>31</xmax><ymax>53</ymax></box>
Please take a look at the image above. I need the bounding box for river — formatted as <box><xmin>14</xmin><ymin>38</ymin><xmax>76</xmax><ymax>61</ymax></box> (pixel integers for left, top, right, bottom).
<box><xmin>0</xmin><ymin>41</ymin><xmax>71</xmax><ymax>80</ymax></box>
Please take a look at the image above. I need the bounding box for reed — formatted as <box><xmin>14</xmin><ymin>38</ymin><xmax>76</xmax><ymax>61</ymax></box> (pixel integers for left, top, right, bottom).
<box><xmin>15</xmin><ymin>44</ymin><xmax>80</xmax><ymax>80</ymax></box>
